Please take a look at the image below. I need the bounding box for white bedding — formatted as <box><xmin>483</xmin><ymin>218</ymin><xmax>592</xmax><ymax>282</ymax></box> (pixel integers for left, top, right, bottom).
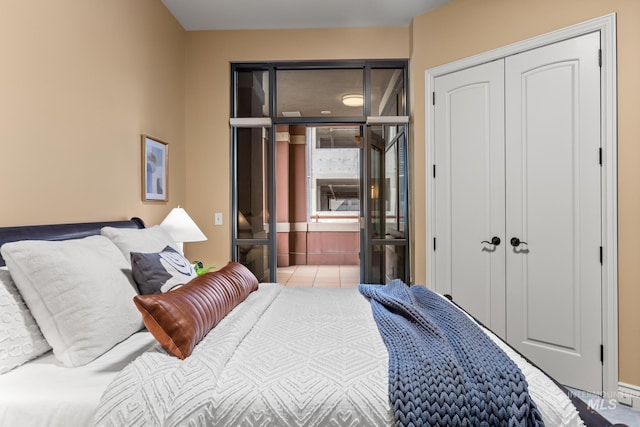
<box><xmin>95</xmin><ymin>283</ymin><xmax>586</xmax><ymax>427</ymax></box>
<box><xmin>96</xmin><ymin>283</ymin><xmax>396</xmax><ymax>426</ymax></box>
<box><xmin>0</xmin><ymin>331</ymin><xmax>156</xmax><ymax>427</ymax></box>
<box><xmin>0</xmin><ymin>281</ymin><xmax>587</xmax><ymax>427</ymax></box>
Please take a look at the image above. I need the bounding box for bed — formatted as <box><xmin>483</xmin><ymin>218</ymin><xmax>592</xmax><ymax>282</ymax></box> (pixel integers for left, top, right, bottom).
<box><xmin>0</xmin><ymin>219</ymin><xmax>618</xmax><ymax>427</ymax></box>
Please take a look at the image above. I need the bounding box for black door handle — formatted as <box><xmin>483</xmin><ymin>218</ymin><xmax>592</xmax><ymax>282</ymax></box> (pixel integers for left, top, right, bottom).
<box><xmin>481</xmin><ymin>236</ymin><xmax>501</xmax><ymax>246</ymax></box>
<box><xmin>510</xmin><ymin>237</ymin><xmax>528</xmax><ymax>247</ymax></box>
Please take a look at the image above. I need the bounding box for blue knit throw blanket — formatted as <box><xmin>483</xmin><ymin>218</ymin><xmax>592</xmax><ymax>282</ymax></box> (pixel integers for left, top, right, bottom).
<box><xmin>359</xmin><ymin>280</ymin><xmax>544</xmax><ymax>427</ymax></box>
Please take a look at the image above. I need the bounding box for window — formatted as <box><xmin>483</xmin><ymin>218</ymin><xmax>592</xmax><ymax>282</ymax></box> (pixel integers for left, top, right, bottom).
<box><xmin>307</xmin><ymin>126</ymin><xmax>360</xmax><ymax>223</ymax></box>
<box><xmin>276</xmin><ymin>69</ymin><xmax>364</xmax><ymax>118</ymax></box>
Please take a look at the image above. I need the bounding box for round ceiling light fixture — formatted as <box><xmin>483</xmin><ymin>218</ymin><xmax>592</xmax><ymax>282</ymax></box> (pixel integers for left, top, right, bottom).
<box><xmin>341</xmin><ymin>93</ymin><xmax>364</xmax><ymax>107</ymax></box>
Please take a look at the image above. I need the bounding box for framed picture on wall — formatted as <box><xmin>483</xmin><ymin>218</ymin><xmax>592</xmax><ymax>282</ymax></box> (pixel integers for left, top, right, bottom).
<box><xmin>142</xmin><ymin>135</ymin><xmax>168</xmax><ymax>201</ymax></box>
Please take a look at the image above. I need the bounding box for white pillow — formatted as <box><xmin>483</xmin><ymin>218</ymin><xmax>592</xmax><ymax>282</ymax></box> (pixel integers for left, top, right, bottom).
<box><xmin>0</xmin><ymin>236</ymin><xmax>143</xmax><ymax>367</ymax></box>
<box><xmin>101</xmin><ymin>225</ymin><xmax>180</xmax><ymax>261</ymax></box>
<box><xmin>0</xmin><ymin>267</ymin><xmax>51</xmax><ymax>374</ymax></box>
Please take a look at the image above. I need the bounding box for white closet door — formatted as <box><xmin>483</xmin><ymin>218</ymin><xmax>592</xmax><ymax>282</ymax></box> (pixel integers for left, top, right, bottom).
<box><xmin>433</xmin><ymin>60</ymin><xmax>506</xmax><ymax>337</ymax></box>
<box><xmin>505</xmin><ymin>32</ymin><xmax>602</xmax><ymax>392</ymax></box>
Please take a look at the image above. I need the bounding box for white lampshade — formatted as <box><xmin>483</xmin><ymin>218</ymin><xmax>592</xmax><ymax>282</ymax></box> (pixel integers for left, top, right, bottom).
<box><xmin>160</xmin><ymin>207</ymin><xmax>207</xmax><ymax>249</ymax></box>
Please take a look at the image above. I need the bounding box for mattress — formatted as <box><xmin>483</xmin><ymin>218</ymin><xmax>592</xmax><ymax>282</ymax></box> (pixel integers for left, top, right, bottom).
<box><xmin>0</xmin><ymin>331</ymin><xmax>156</xmax><ymax>427</ymax></box>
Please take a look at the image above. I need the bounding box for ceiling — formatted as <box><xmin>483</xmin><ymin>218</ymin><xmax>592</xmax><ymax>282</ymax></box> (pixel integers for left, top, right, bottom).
<box><xmin>161</xmin><ymin>0</ymin><xmax>450</xmax><ymax>31</ymax></box>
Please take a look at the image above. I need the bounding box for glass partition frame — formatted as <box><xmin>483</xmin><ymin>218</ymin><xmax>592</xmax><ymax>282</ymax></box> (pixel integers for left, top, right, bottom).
<box><xmin>231</xmin><ymin>61</ymin><xmax>410</xmax><ymax>283</ymax></box>
<box><xmin>362</xmin><ymin>124</ymin><xmax>410</xmax><ymax>284</ymax></box>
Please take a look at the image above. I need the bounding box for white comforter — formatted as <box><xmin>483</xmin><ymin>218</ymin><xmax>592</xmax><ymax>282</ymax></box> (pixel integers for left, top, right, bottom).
<box><xmin>95</xmin><ymin>283</ymin><xmax>584</xmax><ymax>427</ymax></box>
<box><xmin>96</xmin><ymin>283</ymin><xmax>395</xmax><ymax>426</ymax></box>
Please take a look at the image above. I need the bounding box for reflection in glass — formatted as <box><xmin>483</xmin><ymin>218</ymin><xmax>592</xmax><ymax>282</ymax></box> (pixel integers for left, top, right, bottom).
<box><xmin>276</xmin><ymin>69</ymin><xmax>364</xmax><ymax>117</ymax></box>
<box><xmin>236</xmin><ymin>127</ymin><xmax>270</xmax><ymax>239</ymax></box>
<box><xmin>371</xmin><ymin>68</ymin><xmax>405</xmax><ymax>116</ymax></box>
<box><xmin>236</xmin><ymin>244</ymin><xmax>270</xmax><ymax>282</ymax></box>
<box><xmin>369</xmin><ymin>125</ymin><xmax>407</xmax><ymax>238</ymax></box>
<box><xmin>315</xmin><ymin>126</ymin><xmax>361</xmax><ymax>149</ymax></box>
<box><xmin>370</xmin><ymin>146</ymin><xmax>383</xmax><ymax>238</ymax></box>
<box><xmin>371</xmin><ymin>244</ymin><xmax>406</xmax><ymax>284</ymax></box>
<box><xmin>235</xmin><ymin>69</ymin><xmax>269</xmax><ymax>118</ymax></box>
<box><xmin>386</xmin><ymin>126</ymin><xmax>406</xmax><ymax>236</ymax></box>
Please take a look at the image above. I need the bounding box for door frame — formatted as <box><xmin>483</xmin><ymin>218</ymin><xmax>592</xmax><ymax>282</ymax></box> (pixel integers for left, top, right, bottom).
<box><xmin>425</xmin><ymin>14</ymin><xmax>618</xmax><ymax>396</ymax></box>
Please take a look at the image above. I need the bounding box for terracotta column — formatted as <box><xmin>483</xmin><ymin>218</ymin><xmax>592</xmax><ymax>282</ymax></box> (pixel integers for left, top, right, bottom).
<box><xmin>276</xmin><ymin>125</ymin><xmax>290</xmax><ymax>267</ymax></box>
<box><xmin>289</xmin><ymin>126</ymin><xmax>308</xmax><ymax>265</ymax></box>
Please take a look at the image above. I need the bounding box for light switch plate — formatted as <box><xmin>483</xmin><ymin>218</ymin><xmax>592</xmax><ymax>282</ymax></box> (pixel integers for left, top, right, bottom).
<box><xmin>214</xmin><ymin>212</ymin><xmax>223</xmax><ymax>225</ymax></box>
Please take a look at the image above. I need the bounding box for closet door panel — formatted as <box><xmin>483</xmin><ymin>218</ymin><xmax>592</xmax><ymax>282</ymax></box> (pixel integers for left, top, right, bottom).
<box><xmin>505</xmin><ymin>32</ymin><xmax>602</xmax><ymax>392</ymax></box>
<box><xmin>433</xmin><ymin>60</ymin><xmax>506</xmax><ymax>337</ymax></box>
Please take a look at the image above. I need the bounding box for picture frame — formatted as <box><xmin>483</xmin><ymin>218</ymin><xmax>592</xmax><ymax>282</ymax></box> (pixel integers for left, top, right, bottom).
<box><xmin>142</xmin><ymin>135</ymin><xmax>168</xmax><ymax>201</ymax></box>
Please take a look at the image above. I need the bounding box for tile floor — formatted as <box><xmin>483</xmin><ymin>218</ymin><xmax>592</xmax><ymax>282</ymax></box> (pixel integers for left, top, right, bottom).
<box><xmin>277</xmin><ymin>265</ymin><xmax>360</xmax><ymax>288</ymax></box>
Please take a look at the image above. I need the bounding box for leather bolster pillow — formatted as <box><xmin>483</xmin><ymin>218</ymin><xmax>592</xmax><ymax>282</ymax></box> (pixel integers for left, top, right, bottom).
<box><xmin>133</xmin><ymin>261</ymin><xmax>259</xmax><ymax>359</ymax></box>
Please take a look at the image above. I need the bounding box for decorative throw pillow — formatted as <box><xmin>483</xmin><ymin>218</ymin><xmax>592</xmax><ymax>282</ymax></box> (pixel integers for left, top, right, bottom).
<box><xmin>0</xmin><ymin>268</ymin><xmax>51</xmax><ymax>374</ymax></box>
<box><xmin>131</xmin><ymin>246</ymin><xmax>197</xmax><ymax>294</ymax></box>
<box><xmin>0</xmin><ymin>236</ymin><xmax>143</xmax><ymax>367</ymax></box>
<box><xmin>101</xmin><ymin>225</ymin><xmax>179</xmax><ymax>263</ymax></box>
<box><xmin>133</xmin><ymin>262</ymin><xmax>258</xmax><ymax>359</ymax></box>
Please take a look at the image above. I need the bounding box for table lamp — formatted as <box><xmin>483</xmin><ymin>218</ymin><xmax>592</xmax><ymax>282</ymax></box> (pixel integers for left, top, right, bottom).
<box><xmin>160</xmin><ymin>207</ymin><xmax>207</xmax><ymax>253</ymax></box>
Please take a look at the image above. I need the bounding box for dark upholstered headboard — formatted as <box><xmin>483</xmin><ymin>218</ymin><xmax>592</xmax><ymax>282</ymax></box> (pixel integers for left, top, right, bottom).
<box><xmin>0</xmin><ymin>217</ymin><xmax>145</xmax><ymax>267</ymax></box>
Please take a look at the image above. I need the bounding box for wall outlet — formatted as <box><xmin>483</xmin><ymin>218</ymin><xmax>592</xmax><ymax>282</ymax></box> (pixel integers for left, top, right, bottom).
<box><xmin>617</xmin><ymin>392</ymin><xmax>633</xmax><ymax>407</ymax></box>
<box><xmin>214</xmin><ymin>212</ymin><xmax>223</xmax><ymax>225</ymax></box>
<box><xmin>618</xmin><ymin>383</ymin><xmax>640</xmax><ymax>409</ymax></box>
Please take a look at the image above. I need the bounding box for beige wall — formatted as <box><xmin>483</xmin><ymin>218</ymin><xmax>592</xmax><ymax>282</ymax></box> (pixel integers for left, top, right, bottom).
<box><xmin>410</xmin><ymin>0</ymin><xmax>640</xmax><ymax>386</ymax></box>
<box><xmin>0</xmin><ymin>0</ymin><xmax>186</xmax><ymax>228</ymax></box>
<box><xmin>184</xmin><ymin>27</ymin><xmax>409</xmax><ymax>267</ymax></box>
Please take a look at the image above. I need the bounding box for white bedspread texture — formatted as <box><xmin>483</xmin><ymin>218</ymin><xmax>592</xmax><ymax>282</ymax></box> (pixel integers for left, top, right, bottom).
<box><xmin>95</xmin><ymin>283</ymin><xmax>395</xmax><ymax>426</ymax></box>
<box><xmin>95</xmin><ymin>284</ymin><xmax>586</xmax><ymax>427</ymax></box>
